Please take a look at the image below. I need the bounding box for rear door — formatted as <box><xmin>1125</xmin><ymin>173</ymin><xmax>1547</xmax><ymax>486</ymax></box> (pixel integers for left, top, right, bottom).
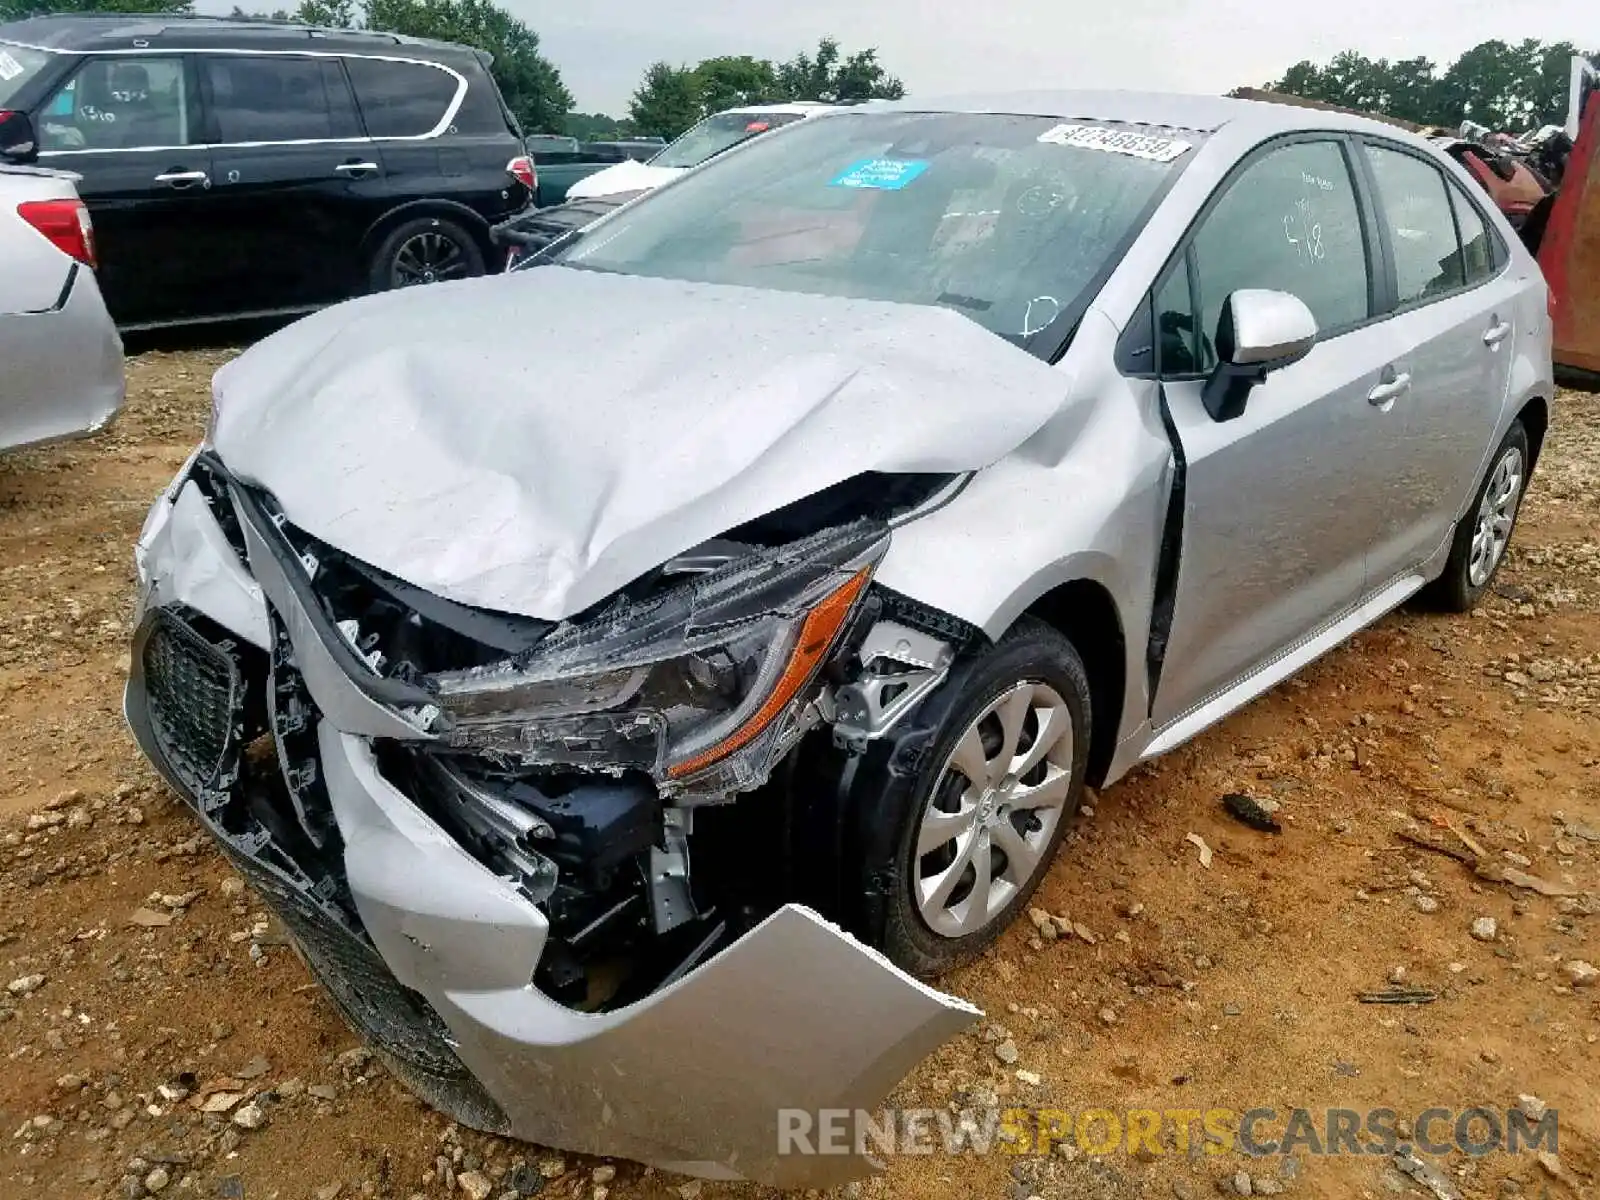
<box><xmin>345</xmin><ymin>55</ymin><xmax>523</xmax><ymax>224</ymax></box>
<box><xmin>1357</xmin><ymin>141</ymin><xmax>1519</xmax><ymax>589</ymax></box>
<box><xmin>34</xmin><ymin>53</ymin><xmax>213</xmax><ymax>327</ymax></box>
<box><xmin>199</xmin><ymin>53</ymin><xmax>379</xmax><ymax>313</ymax></box>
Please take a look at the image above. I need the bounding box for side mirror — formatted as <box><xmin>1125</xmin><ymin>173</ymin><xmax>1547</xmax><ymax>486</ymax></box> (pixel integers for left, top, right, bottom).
<box><xmin>0</xmin><ymin>110</ymin><xmax>39</xmax><ymax>166</ymax></box>
<box><xmin>1200</xmin><ymin>288</ymin><xmax>1318</xmax><ymax>422</ymax></box>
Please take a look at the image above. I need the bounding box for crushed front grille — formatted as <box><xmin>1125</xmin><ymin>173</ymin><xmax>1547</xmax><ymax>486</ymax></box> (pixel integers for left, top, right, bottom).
<box><xmin>143</xmin><ymin>612</ymin><xmax>240</xmax><ymax>794</ymax></box>
<box><xmin>221</xmin><ymin>840</ymin><xmax>511</xmax><ymax>1134</ymax></box>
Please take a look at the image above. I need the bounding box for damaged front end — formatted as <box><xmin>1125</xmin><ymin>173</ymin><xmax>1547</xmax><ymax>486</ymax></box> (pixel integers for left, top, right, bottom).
<box><xmin>125</xmin><ymin>451</ymin><xmax>980</xmax><ymax>1186</ymax></box>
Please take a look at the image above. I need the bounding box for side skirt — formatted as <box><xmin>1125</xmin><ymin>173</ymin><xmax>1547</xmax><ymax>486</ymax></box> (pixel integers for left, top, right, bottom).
<box><xmin>1139</xmin><ymin>572</ymin><xmax>1428</xmax><ymax>761</ymax></box>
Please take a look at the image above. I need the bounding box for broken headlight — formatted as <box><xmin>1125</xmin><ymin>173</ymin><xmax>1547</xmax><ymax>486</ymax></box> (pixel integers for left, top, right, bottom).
<box><xmin>428</xmin><ymin>521</ymin><xmax>889</xmax><ymax>790</ymax></box>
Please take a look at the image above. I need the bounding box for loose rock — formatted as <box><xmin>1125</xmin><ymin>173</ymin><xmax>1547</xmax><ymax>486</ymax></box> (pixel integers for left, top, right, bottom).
<box><xmin>1562</xmin><ymin>959</ymin><xmax>1597</xmax><ymax>988</ymax></box>
<box><xmin>6</xmin><ymin>974</ymin><xmax>45</xmax><ymax>996</ymax></box>
<box><xmin>1470</xmin><ymin>917</ymin><xmax>1498</xmax><ymax>942</ymax></box>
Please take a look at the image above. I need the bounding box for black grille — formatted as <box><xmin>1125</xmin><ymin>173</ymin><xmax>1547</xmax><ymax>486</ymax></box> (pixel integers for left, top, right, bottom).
<box><xmin>222</xmin><ymin>842</ymin><xmax>511</xmax><ymax>1134</ymax></box>
<box><xmin>143</xmin><ymin>613</ymin><xmax>240</xmax><ymax>794</ymax></box>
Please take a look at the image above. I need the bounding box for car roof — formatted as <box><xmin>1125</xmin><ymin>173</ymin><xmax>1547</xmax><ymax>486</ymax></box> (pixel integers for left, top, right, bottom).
<box><xmin>0</xmin><ymin>13</ymin><xmax>475</xmax><ymax>59</ymax></box>
<box><xmin>861</xmin><ymin>89</ymin><xmax>1419</xmax><ymax>140</ymax></box>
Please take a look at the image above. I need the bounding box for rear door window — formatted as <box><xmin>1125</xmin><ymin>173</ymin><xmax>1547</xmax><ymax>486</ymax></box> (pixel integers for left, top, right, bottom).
<box><xmin>1447</xmin><ymin>181</ymin><xmax>1499</xmax><ymax>285</ymax></box>
<box><xmin>202</xmin><ymin>56</ymin><xmax>360</xmax><ymax>144</ymax></box>
<box><xmin>344</xmin><ymin>57</ymin><xmax>458</xmax><ymax>138</ymax></box>
<box><xmin>38</xmin><ymin>56</ymin><xmax>193</xmax><ymax>151</ymax></box>
<box><xmin>1362</xmin><ymin>144</ymin><xmax>1466</xmax><ymax>305</ymax></box>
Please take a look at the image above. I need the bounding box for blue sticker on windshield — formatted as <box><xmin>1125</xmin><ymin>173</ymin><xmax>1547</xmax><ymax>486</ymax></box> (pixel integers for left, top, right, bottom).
<box><xmin>829</xmin><ymin>158</ymin><xmax>929</xmax><ymax>190</ymax></box>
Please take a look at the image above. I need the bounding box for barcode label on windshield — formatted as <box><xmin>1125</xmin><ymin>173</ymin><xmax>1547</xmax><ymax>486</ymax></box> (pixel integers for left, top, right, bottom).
<box><xmin>0</xmin><ymin>51</ymin><xmax>24</xmax><ymax>82</ymax></box>
<box><xmin>1037</xmin><ymin>124</ymin><xmax>1191</xmax><ymax>162</ymax></box>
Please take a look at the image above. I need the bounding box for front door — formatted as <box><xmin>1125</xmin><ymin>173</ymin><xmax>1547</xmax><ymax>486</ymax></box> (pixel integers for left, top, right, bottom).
<box><xmin>34</xmin><ymin>53</ymin><xmax>214</xmax><ymax>327</ymax></box>
<box><xmin>1149</xmin><ymin>137</ymin><xmax>1403</xmax><ymax>730</ymax></box>
<box><xmin>198</xmin><ymin>54</ymin><xmax>382</xmax><ymax>313</ymax></box>
<box><xmin>1357</xmin><ymin>141</ymin><xmax>1521</xmax><ymax>588</ymax></box>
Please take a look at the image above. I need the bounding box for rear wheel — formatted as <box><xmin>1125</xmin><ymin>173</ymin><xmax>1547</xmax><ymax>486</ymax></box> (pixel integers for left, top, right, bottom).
<box><xmin>368</xmin><ymin>216</ymin><xmax>485</xmax><ymax>293</ymax></box>
<box><xmin>1420</xmin><ymin>420</ymin><xmax>1530</xmax><ymax>612</ymax></box>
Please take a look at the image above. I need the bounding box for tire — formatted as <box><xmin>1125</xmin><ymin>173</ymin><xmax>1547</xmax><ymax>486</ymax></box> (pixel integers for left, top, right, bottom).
<box><xmin>1419</xmin><ymin>420</ymin><xmax>1531</xmax><ymax>613</ymax></box>
<box><xmin>367</xmin><ymin>215</ymin><xmax>485</xmax><ymax>293</ymax></box>
<box><xmin>875</xmin><ymin>618</ymin><xmax>1091</xmax><ymax>978</ymax></box>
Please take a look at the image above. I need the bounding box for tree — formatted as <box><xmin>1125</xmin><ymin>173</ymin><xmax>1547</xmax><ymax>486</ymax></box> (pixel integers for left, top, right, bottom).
<box><xmin>692</xmin><ymin>55</ymin><xmax>779</xmax><ymax>115</ymax></box>
<box><xmin>1268</xmin><ymin>39</ymin><xmax>1598</xmax><ymax>130</ymax></box>
<box><xmin>625</xmin><ymin>37</ymin><xmax>905</xmax><ymax>140</ymax></box>
<box><xmin>628</xmin><ymin>61</ymin><xmax>701</xmax><ymax>140</ymax></box>
<box><xmin>565</xmin><ymin>111</ymin><xmax>633</xmax><ymax>141</ymax></box>
<box><xmin>775</xmin><ymin>37</ymin><xmax>903</xmax><ymax>103</ymax></box>
<box><xmin>1</xmin><ymin>0</ymin><xmax>189</xmax><ymax>17</ymax></box>
<box><xmin>294</xmin><ymin>0</ymin><xmax>355</xmax><ymax>25</ymax></box>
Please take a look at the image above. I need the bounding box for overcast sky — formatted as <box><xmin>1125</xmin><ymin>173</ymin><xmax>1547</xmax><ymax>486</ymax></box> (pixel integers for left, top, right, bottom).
<box><xmin>520</xmin><ymin>0</ymin><xmax>1593</xmax><ymax>115</ymax></box>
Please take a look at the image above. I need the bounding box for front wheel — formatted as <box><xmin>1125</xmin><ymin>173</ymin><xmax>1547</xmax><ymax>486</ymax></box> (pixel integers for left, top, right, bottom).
<box><xmin>877</xmin><ymin>619</ymin><xmax>1091</xmax><ymax>977</ymax></box>
<box><xmin>1419</xmin><ymin>420</ymin><xmax>1530</xmax><ymax>612</ymax></box>
<box><xmin>368</xmin><ymin>216</ymin><xmax>485</xmax><ymax>293</ymax></box>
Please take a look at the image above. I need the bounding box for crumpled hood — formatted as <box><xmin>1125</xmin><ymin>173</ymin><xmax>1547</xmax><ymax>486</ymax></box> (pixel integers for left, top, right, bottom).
<box><xmin>565</xmin><ymin>159</ymin><xmax>682</xmax><ymax>200</ymax></box>
<box><xmin>210</xmin><ymin>267</ymin><xmax>1068</xmax><ymax>620</ymax></box>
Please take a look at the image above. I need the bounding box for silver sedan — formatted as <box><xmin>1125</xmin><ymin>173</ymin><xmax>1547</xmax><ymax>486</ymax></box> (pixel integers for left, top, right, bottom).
<box><xmin>126</xmin><ymin>91</ymin><xmax>1552</xmax><ymax>1186</ymax></box>
<box><xmin>1</xmin><ymin>164</ymin><xmax>123</xmax><ymax>453</ymax></box>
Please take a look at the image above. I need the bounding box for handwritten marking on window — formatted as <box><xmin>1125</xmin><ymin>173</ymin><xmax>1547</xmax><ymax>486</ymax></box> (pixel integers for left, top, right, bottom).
<box><xmin>1283</xmin><ymin>196</ymin><xmax>1325</xmax><ymax>265</ymax></box>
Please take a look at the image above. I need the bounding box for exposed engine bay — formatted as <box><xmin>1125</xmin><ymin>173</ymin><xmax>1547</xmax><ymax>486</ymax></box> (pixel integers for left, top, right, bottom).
<box><xmin>169</xmin><ymin>451</ymin><xmax>975</xmax><ymax>1013</ymax></box>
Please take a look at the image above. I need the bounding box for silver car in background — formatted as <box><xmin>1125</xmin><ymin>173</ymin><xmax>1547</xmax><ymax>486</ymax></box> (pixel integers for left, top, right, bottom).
<box><xmin>125</xmin><ymin>92</ymin><xmax>1553</xmax><ymax>1185</ymax></box>
<box><xmin>1</xmin><ymin>163</ymin><xmax>123</xmax><ymax>452</ymax></box>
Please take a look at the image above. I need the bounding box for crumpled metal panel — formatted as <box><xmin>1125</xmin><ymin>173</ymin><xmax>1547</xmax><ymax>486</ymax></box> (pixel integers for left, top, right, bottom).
<box><xmin>135</xmin><ymin>481</ymin><xmax>270</xmax><ymax>650</ymax></box>
<box><xmin>209</xmin><ymin>266</ymin><xmax>1067</xmax><ymax>622</ymax></box>
<box><xmin>319</xmin><ymin>724</ymin><xmax>981</xmax><ymax>1186</ymax></box>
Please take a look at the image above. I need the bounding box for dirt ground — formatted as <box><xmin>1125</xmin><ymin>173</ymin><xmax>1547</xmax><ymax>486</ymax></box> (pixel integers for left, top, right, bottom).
<box><xmin>2</xmin><ymin>353</ymin><xmax>1597</xmax><ymax>1200</ymax></box>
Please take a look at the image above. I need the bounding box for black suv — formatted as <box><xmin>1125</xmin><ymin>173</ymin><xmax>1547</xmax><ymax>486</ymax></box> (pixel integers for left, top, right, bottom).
<box><xmin>0</xmin><ymin>15</ymin><xmax>534</xmax><ymax>328</ymax></box>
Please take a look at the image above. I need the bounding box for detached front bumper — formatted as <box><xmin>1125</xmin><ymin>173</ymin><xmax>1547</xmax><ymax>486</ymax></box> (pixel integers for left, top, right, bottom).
<box><xmin>124</xmin><ymin>463</ymin><xmax>979</xmax><ymax>1186</ymax></box>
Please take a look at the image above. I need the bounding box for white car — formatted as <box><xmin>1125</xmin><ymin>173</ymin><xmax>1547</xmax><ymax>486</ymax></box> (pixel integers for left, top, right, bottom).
<box><xmin>0</xmin><ymin>161</ymin><xmax>124</xmax><ymax>453</ymax></box>
<box><xmin>565</xmin><ymin>102</ymin><xmax>831</xmax><ymax>200</ymax></box>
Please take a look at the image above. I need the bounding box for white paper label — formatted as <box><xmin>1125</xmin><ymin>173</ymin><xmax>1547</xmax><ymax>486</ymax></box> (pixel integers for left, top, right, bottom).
<box><xmin>0</xmin><ymin>51</ymin><xmax>24</xmax><ymax>82</ymax></box>
<box><xmin>1037</xmin><ymin>123</ymin><xmax>1192</xmax><ymax>163</ymax></box>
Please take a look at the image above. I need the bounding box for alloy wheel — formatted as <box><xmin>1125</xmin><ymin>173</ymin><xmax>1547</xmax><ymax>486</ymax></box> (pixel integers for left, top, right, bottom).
<box><xmin>1468</xmin><ymin>445</ymin><xmax>1524</xmax><ymax>587</ymax></box>
<box><xmin>913</xmin><ymin>680</ymin><xmax>1075</xmax><ymax>939</ymax></box>
<box><xmin>391</xmin><ymin>231</ymin><xmax>471</xmax><ymax>287</ymax></box>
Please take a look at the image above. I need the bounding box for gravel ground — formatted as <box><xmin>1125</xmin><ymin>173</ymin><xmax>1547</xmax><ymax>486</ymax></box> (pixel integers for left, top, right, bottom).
<box><xmin>1</xmin><ymin>357</ymin><xmax>1597</xmax><ymax>1200</ymax></box>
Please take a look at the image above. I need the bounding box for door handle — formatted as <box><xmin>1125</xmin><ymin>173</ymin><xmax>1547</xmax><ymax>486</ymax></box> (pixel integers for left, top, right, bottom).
<box><xmin>153</xmin><ymin>170</ymin><xmax>209</xmax><ymax>189</ymax></box>
<box><xmin>1367</xmin><ymin>372</ymin><xmax>1412</xmax><ymax>407</ymax></box>
<box><xmin>334</xmin><ymin>161</ymin><xmax>379</xmax><ymax>175</ymax></box>
<box><xmin>1483</xmin><ymin>320</ymin><xmax>1512</xmax><ymax>347</ymax></box>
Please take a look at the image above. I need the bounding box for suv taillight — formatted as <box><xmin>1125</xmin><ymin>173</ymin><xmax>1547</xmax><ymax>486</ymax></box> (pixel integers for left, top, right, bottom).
<box><xmin>17</xmin><ymin>199</ymin><xmax>97</xmax><ymax>268</ymax></box>
<box><xmin>507</xmin><ymin>154</ymin><xmax>537</xmax><ymax>193</ymax></box>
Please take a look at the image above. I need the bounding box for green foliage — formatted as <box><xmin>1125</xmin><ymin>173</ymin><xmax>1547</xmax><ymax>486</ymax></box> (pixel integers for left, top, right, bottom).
<box><xmin>693</xmin><ymin>54</ymin><xmax>779</xmax><ymax>114</ymax></box>
<box><xmin>1269</xmin><ymin>39</ymin><xmax>1598</xmax><ymax>129</ymax></box>
<box><xmin>564</xmin><ymin>111</ymin><xmax>634</xmax><ymax>140</ymax></box>
<box><xmin>293</xmin><ymin>0</ymin><xmax>354</xmax><ymax>25</ymax></box>
<box><xmin>1</xmin><ymin>0</ymin><xmax>190</xmax><ymax>18</ymax></box>
<box><xmin>775</xmin><ymin>37</ymin><xmax>905</xmax><ymax>103</ymax></box>
<box><xmin>628</xmin><ymin>60</ymin><xmax>702</xmax><ymax>140</ymax></box>
<box><xmin>626</xmin><ymin>36</ymin><xmax>905</xmax><ymax>140</ymax></box>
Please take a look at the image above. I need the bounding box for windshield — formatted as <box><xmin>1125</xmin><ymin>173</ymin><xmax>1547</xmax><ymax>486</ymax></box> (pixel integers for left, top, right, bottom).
<box><xmin>649</xmin><ymin>110</ymin><xmax>806</xmax><ymax>169</ymax></box>
<box><xmin>0</xmin><ymin>42</ymin><xmax>52</xmax><ymax>109</ymax></box>
<box><xmin>560</xmin><ymin>111</ymin><xmax>1197</xmax><ymax>342</ymax></box>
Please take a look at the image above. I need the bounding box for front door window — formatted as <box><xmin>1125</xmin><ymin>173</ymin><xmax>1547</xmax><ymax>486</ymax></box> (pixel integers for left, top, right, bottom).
<box><xmin>40</xmin><ymin>56</ymin><xmax>192</xmax><ymax>151</ymax></box>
